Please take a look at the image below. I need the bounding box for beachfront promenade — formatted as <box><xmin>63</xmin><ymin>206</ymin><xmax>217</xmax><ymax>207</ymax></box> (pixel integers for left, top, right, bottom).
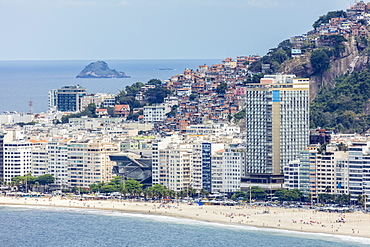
<box><xmin>1</xmin><ymin>196</ymin><xmax>369</xmax><ymax>240</ymax></box>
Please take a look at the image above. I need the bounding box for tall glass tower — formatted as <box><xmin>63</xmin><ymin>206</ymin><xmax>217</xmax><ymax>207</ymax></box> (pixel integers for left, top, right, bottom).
<box><xmin>49</xmin><ymin>85</ymin><xmax>87</xmax><ymax>112</ymax></box>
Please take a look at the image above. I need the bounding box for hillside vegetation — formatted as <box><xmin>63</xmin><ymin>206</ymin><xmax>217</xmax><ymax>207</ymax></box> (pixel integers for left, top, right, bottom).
<box><xmin>310</xmin><ymin>69</ymin><xmax>370</xmax><ymax>133</ymax></box>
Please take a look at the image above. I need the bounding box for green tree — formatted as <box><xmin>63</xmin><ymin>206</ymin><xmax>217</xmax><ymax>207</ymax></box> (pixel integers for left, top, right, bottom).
<box><xmin>249</xmin><ymin>186</ymin><xmax>267</xmax><ymax>200</ymax></box>
<box><xmin>116</xmin><ymin>82</ymin><xmax>145</xmax><ymax>110</ymax></box>
<box><xmin>310</xmin><ymin>49</ymin><xmax>331</xmax><ymax>74</ymax></box>
<box><xmin>36</xmin><ymin>174</ymin><xmax>55</xmax><ymax>185</ymax></box>
<box><xmin>86</xmin><ymin>103</ymin><xmax>97</xmax><ymax>117</ymax></box>
<box><xmin>189</xmin><ymin>94</ymin><xmax>197</xmax><ymax>101</ymax></box>
<box><xmin>125</xmin><ymin>82</ymin><xmax>145</xmax><ymax>96</ymax></box>
<box><xmin>151</xmin><ymin>184</ymin><xmax>168</xmax><ymax>199</ymax></box>
<box><xmin>147</xmin><ymin>79</ymin><xmax>162</xmax><ymax>87</ymax></box>
<box><xmin>231</xmin><ymin>191</ymin><xmax>247</xmax><ymax>201</ymax></box>
<box><xmin>100</xmin><ymin>184</ymin><xmax>118</xmax><ymax>193</ymax></box>
<box><xmin>313</xmin><ymin>10</ymin><xmax>347</xmax><ymax>29</ymax></box>
<box><xmin>249</xmin><ymin>61</ymin><xmax>262</xmax><ymax>73</ymax></box>
<box><xmin>60</xmin><ymin>103</ymin><xmax>98</xmax><ymax>123</ymax></box>
<box><xmin>32</xmin><ymin>181</ymin><xmax>40</xmax><ymax>192</ymax></box>
<box><xmin>144</xmin><ymin>87</ymin><xmax>171</xmax><ymax>104</ymax></box>
<box><xmin>200</xmin><ymin>188</ymin><xmax>210</xmax><ymax>198</ymax></box>
<box><xmin>233</xmin><ymin>108</ymin><xmax>246</xmax><ymax>124</ymax></box>
<box><xmin>245</xmin><ymin>73</ymin><xmax>264</xmax><ymax>84</ymax></box>
<box><xmin>187</xmin><ymin>187</ymin><xmax>197</xmax><ymax>198</ymax></box>
<box><xmin>125</xmin><ymin>179</ymin><xmax>143</xmax><ymax>196</ymax></box>
<box><xmin>165</xmin><ymin>105</ymin><xmax>178</xmax><ymax>118</ymax></box>
<box><xmin>216</xmin><ymin>82</ymin><xmax>227</xmax><ymax>94</ymax></box>
<box><xmin>357</xmin><ymin>194</ymin><xmax>368</xmax><ymax>206</ymax></box>
<box><xmin>274</xmin><ymin>189</ymin><xmax>303</xmax><ymax>201</ymax></box>
<box><xmin>109</xmin><ymin>176</ymin><xmax>122</xmax><ymax>186</ymax></box>
<box><xmin>89</xmin><ymin>183</ymin><xmax>100</xmax><ymax>193</ymax></box>
<box><xmin>335</xmin><ymin>194</ymin><xmax>351</xmax><ymax>205</ymax></box>
<box><xmin>318</xmin><ymin>193</ymin><xmax>335</xmax><ymax>204</ymax></box>
<box><xmin>310</xmin><ymin>69</ymin><xmax>370</xmax><ymax>133</ymax></box>
<box><xmin>11</xmin><ymin>174</ymin><xmax>38</xmax><ymax>192</ymax></box>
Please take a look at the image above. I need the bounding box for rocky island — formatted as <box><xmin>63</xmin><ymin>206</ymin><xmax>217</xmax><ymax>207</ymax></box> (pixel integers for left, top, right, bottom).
<box><xmin>76</xmin><ymin>61</ymin><xmax>130</xmax><ymax>78</ymax></box>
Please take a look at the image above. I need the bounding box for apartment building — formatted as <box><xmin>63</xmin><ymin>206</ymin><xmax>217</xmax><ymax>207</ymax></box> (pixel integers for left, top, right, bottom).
<box><xmin>311</xmin><ymin>151</ymin><xmax>348</xmax><ymax>201</ymax></box>
<box><xmin>80</xmin><ymin>93</ymin><xmax>116</xmax><ymax>110</ymax></box>
<box><xmin>221</xmin><ymin>145</ymin><xmax>245</xmax><ymax>194</ymax></box>
<box><xmin>284</xmin><ymin>148</ymin><xmax>317</xmax><ymax>195</ymax></box>
<box><xmin>243</xmin><ymin>75</ymin><xmax>309</xmax><ymax>190</ymax></box>
<box><xmin>143</xmin><ymin>105</ymin><xmax>170</xmax><ymax>123</ymax></box>
<box><xmin>49</xmin><ymin>85</ymin><xmax>87</xmax><ymax>112</ymax></box>
<box><xmin>31</xmin><ymin>141</ymin><xmax>49</xmax><ymax>177</ymax></box>
<box><xmin>0</xmin><ymin>133</ymin><xmax>4</xmax><ymax>180</ymax></box>
<box><xmin>47</xmin><ymin>138</ymin><xmax>69</xmax><ymax>188</ymax></box>
<box><xmin>68</xmin><ymin>140</ymin><xmax>119</xmax><ymax>188</ymax></box>
<box><xmin>152</xmin><ymin>134</ymin><xmax>242</xmax><ymax>193</ymax></box>
<box><xmin>152</xmin><ymin>136</ymin><xmax>192</xmax><ymax>192</ymax></box>
<box><xmin>211</xmin><ymin>151</ymin><xmax>223</xmax><ymax>194</ymax></box>
<box><xmin>348</xmin><ymin>142</ymin><xmax>370</xmax><ymax>205</ymax></box>
<box><xmin>3</xmin><ymin>141</ymin><xmax>33</xmax><ymax>182</ymax></box>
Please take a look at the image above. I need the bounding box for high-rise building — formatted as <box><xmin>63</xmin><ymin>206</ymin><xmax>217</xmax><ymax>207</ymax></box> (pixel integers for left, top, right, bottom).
<box><xmin>47</xmin><ymin>138</ymin><xmax>69</xmax><ymax>188</ymax></box>
<box><xmin>152</xmin><ymin>138</ymin><xmax>193</xmax><ymax>192</ymax></box>
<box><xmin>0</xmin><ymin>133</ymin><xmax>4</xmax><ymax>180</ymax></box>
<box><xmin>242</xmin><ymin>75</ymin><xmax>309</xmax><ymax>190</ymax></box>
<box><xmin>49</xmin><ymin>85</ymin><xmax>87</xmax><ymax>112</ymax></box>
<box><xmin>348</xmin><ymin>142</ymin><xmax>370</xmax><ymax>205</ymax></box>
<box><xmin>221</xmin><ymin>145</ymin><xmax>245</xmax><ymax>194</ymax></box>
<box><xmin>3</xmin><ymin>141</ymin><xmax>33</xmax><ymax>183</ymax></box>
<box><xmin>67</xmin><ymin>140</ymin><xmax>119</xmax><ymax>188</ymax></box>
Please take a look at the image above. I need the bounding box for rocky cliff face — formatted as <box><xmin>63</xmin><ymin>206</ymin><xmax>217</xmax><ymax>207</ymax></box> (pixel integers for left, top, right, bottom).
<box><xmin>280</xmin><ymin>36</ymin><xmax>370</xmax><ymax>101</ymax></box>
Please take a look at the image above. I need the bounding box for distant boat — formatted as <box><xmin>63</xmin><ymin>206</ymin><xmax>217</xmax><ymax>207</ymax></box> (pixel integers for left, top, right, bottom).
<box><xmin>155</xmin><ymin>68</ymin><xmax>176</xmax><ymax>71</ymax></box>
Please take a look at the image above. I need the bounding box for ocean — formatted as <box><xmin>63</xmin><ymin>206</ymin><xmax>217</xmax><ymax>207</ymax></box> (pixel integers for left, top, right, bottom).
<box><xmin>0</xmin><ymin>206</ymin><xmax>368</xmax><ymax>247</ymax></box>
<box><xmin>0</xmin><ymin>59</ymin><xmax>220</xmax><ymax>114</ymax></box>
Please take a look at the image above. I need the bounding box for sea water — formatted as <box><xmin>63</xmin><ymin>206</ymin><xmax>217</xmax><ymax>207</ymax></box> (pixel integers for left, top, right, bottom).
<box><xmin>0</xmin><ymin>206</ymin><xmax>368</xmax><ymax>247</ymax></box>
<box><xmin>0</xmin><ymin>59</ymin><xmax>220</xmax><ymax>114</ymax></box>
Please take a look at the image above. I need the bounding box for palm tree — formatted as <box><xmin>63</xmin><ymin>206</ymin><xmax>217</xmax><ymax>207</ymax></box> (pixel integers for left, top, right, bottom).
<box><xmin>187</xmin><ymin>187</ymin><xmax>197</xmax><ymax>198</ymax></box>
<box><xmin>357</xmin><ymin>194</ymin><xmax>368</xmax><ymax>206</ymax></box>
<box><xmin>168</xmin><ymin>190</ymin><xmax>176</xmax><ymax>199</ymax></box>
<box><xmin>11</xmin><ymin>177</ymin><xmax>22</xmax><ymax>192</ymax></box>
<box><xmin>143</xmin><ymin>187</ymin><xmax>152</xmax><ymax>200</ymax></box>
<box><xmin>119</xmin><ymin>183</ymin><xmax>128</xmax><ymax>198</ymax></box>
<box><xmin>179</xmin><ymin>189</ymin><xmax>188</xmax><ymax>199</ymax></box>
<box><xmin>151</xmin><ymin>184</ymin><xmax>168</xmax><ymax>201</ymax></box>
<box><xmin>200</xmin><ymin>188</ymin><xmax>210</xmax><ymax>198</ymax></box>
<box><xmin>33</xmin><ymin>181</ymin><xmax>40</xmax><ymax>192</ymax></box>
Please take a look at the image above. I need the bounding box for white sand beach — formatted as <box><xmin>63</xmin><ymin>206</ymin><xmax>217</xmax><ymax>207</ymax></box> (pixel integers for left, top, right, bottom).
<box><xmin>1</xmin><ymin>196</ymin><xmax>369</xmax><ymax>240</ymax></box>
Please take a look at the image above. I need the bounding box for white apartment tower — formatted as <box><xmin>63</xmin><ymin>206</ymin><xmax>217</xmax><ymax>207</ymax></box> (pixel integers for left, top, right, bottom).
<box><xmin>47</xmin><ymin>138</ymin><xmax>69</xmax><ymax>188</ymax></box>
<box><xmin>152</xmin><ymin>138</ymin><xmax>192</xmax><ymax>192</ymax></box>
<box><xmin>3</xmin><ymin>141</ymin><xmax>33</xmax><ymax>183</ymax></box>
<box><xmin>348</xmin><ymin>142</ymin><xmax>370</xmax><ymax>205</ymax></box>
<box><xmin>244</xmin><ymin>75</ymin><xmax>309</xmax><ymax>188</ymax></box>
<box><xmin>221</xmin><ymin>145</ymin><xmax>245</xmax><ymax>193</ymax></box>
<box><xmin>67</xmin><ymin>140</ymin><xmax>119</xmax><ymax>188</ymax></box>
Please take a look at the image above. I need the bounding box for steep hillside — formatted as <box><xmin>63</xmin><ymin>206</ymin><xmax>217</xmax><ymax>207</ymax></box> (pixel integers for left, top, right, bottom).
<box><xmin>250</xmin><ymin>6</ymin><xmax>370</xmax><ymax>133</ymax></box>
<box><xmin>280</xmin><ymin>36</ymin><xmax>370</xmax><ymax>100</ymax></box>
<box><xmin>310</xmin><ymin>68</ymin><xmax>370</xmax><ymax>133</ymax></box>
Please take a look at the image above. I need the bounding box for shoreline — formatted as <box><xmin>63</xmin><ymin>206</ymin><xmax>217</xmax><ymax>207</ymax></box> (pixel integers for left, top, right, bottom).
<box><xmin>1</xmin><ymin>196</ymin><xmax>370</xmax><ymax>243</ymax></box>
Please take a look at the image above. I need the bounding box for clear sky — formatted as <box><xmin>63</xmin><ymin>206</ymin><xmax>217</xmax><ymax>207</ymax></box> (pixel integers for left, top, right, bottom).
<box><xmin>0</xmin><ymin>0</ymin><xmax>351</xmax><ymax>60</ymax></box>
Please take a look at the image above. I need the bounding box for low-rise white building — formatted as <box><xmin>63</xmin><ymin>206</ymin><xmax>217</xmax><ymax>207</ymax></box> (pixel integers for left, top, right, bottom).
<box><xmin>143</xmin><ymin>105</ymin><xmax>170</xmax><ymax>123</ymax></box>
